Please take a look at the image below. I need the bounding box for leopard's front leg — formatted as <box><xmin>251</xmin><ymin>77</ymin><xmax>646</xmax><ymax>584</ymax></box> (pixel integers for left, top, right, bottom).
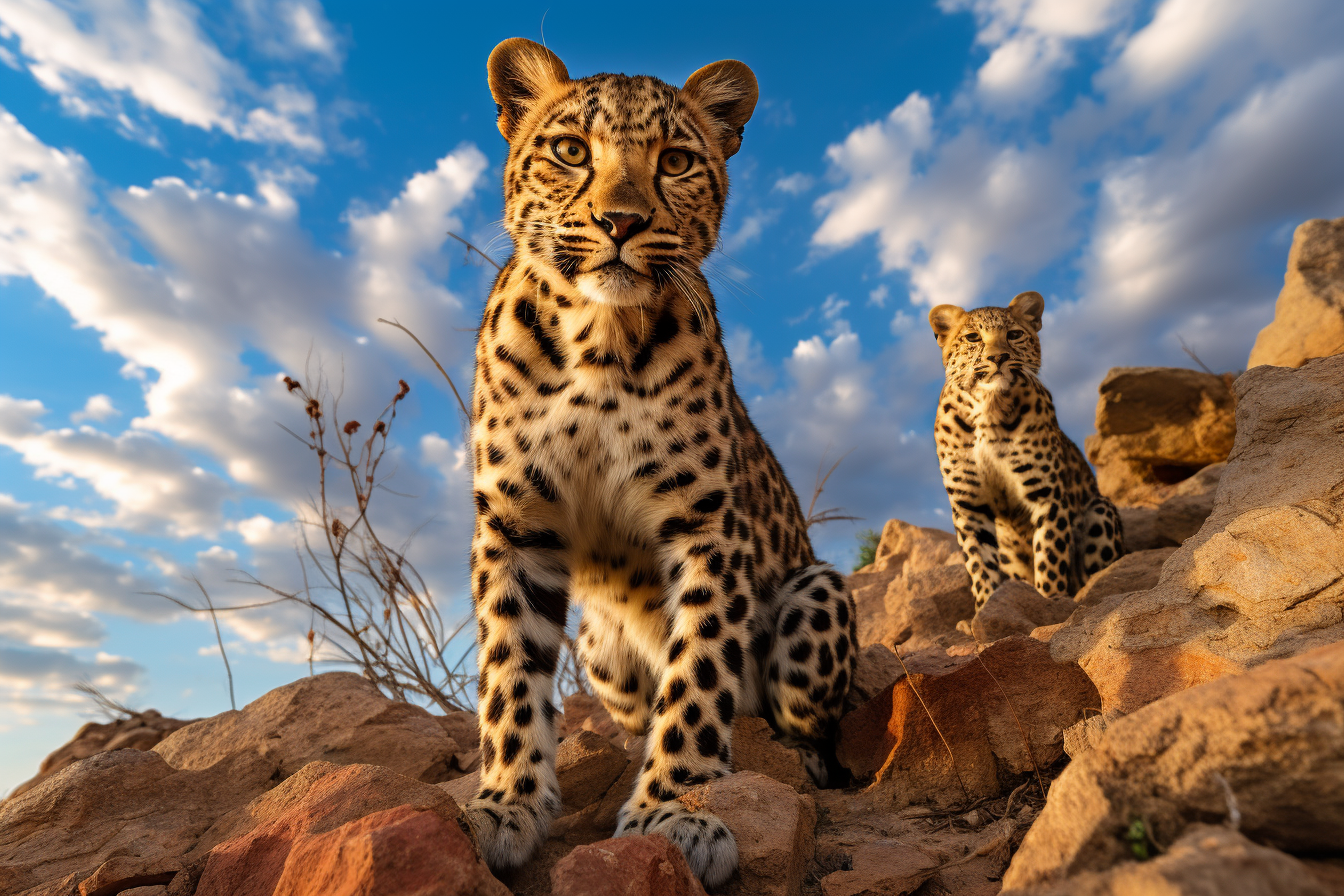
<box><xmin>1024</xmin><ymin>446</ymin><xmax>1075</xmax><ymax>598</ymax></box>
<box><xmin>615</xmin><ymin>508</ymin><xmax>746</xmax><ymax>888</ymax></box>
<box><xmin>948</xmin><ymin>495</ymin><xmax>1006</xmax><ymax>608</ymax></box>
<box><xmin>464</xmin><ymin>502</ymin><xmax>569</xmax><ymax>872</ymax></box>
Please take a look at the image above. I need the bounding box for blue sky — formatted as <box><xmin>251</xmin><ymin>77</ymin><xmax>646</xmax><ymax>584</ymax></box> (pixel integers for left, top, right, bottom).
<box><xmin>2</xmin><ymin>0</ymin><xmax>1343</xmax><ymax>794</ymax></box>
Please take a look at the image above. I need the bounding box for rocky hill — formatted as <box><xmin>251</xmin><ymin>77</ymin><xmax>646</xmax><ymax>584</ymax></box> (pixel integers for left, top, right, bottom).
<box><xmin>3</xmin><ymin>216</ymin><xmax>1343</xmax><ymax>896</ymax></box>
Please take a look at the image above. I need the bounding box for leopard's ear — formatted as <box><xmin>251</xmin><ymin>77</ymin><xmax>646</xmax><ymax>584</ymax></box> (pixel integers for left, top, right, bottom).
<box><xmin>929</xmin><ymin>305</ymin><xmax>967</xmax><ymax>348</ymax></box>
<box><xmin>683</xmin><ymin>60</ymin><xmax>758</xmax><ymax>158</ymax></box>
<box><xmin>1008</xmin><ymin>291</ymin><xmax>1045</xmax><ymax>332</ymax></box>
<box><xmin>488</xmin><ymin>38</ymin><xmax>570</xmax><ymax>142</ymax></box>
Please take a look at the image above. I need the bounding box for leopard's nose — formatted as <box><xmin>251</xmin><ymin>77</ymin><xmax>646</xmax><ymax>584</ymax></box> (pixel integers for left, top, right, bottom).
<box><xmin>594</xmin><ymin>211</ymin><xmax>651</xmax><ymax>246</ymax></box>
<box><xmin>988</xmin><ymin>352</ymin><xmax>1010</xmax><ymax>365</ymax></box>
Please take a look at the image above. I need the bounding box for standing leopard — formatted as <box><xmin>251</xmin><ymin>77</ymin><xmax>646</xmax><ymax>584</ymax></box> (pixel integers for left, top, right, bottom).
<box><xmin>464</xmin><ymin>38</ymin><xmax>856</xmax><ymax>887</ymax></box>
<box><xmin>929</xmin><ymin>291</ymin><xmax>1123</xmax><ymax>607</ymax></box>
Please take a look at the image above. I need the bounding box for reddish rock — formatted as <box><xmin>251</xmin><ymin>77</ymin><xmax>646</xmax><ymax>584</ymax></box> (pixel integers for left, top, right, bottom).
<box><xmin>556</xmin><ymin>731</ymin><xmax>630</xmax><ymax>812</ymax></box>
<box><xmin>154</xmin><ymin>673</ymin><xmax>454</xmax><ymax>783</ymax></box>
<box><xmin>0</xmin><ymin>749</ymin><xmax>277</xmax><ymax>896</ymax></box>
<box><xmin>730</xmin><ymin>717</ymin><xmax>810</xmax><ymax>792</ymax></box>
<box><xmin>837</xmin><ymin>637</ymin><xmax>1097</xmax><ymax>809</ymax></box>
<box><xmin>677</xmin><ymin>771</ymin><xmax>816</xmax><ymax>896</ymax></box>
<box><xmin>195</xmin><ymin>762</ymin><xmax>471</xmax><ymax>896</ymax></box>
<box><xmin>270</xmin><ymin>805</ymin><xmax>508</xmax><ymax>896</ymax></box>
<box><xmin>7</xmin><ymin>710</ymin><xmax>194</xmax><ymax>801</ymax></box>
<box><xmin>550</xmin><ymin>835</ymin><xmax>707</xmax><ymax>896</ymax></box>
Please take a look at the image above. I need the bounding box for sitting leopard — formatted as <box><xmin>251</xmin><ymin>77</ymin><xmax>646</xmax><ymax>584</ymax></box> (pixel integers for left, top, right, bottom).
<box><xmin>464</xmin><ymin>38</ymin><xmax>856</xmax><ymax>887</ymax></box>
<box><xmin>929</xmin><ymin>291</ymin><xmax>1123</xmax><ymax>607</ymax></box>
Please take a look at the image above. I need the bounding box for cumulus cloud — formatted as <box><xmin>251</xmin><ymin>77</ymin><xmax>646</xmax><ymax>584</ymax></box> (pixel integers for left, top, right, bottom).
<box><xmin>0</xmin><ymin>0</ymin><xmax>325</xmax><ymax>149</ymax></box>
<box><xmin>813</xmin><ymin>93</ymin><xmax>1079</xmax><ymax>307</ymax></box>
<box><xmin>70</xmin><ymin>394</ymin><xmax>120</xmax><ymax>423</ymax></box>
<box><xmin>810</xmin><ymin>0</ymin><xmax>1344</xmax><ymax>441</ymax></box>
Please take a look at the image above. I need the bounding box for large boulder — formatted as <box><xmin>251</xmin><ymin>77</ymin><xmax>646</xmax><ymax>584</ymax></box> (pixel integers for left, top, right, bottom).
<box><xmin>1084</xmin><ymin>367</ymin><xmax>1236</xmax><ymax>507</ymax></box>
<box><xmin>1249</xmin><ymin>216</ymin><xmax>1344</xmax><ymax>370</ymax></box>
<box><xmin>1005</xmin><ymin>825</ymin><xmax>1335</xmax><ymax>896</ymax></box>
<box><xmin>0</xmin><ymin>748</ymin><xmax>278</xmax><ymax>896</ymax></box>
<box><xmin>1002</xmin><ymin>642</ymin><xmax>1344</xmax><ymax>890</ymax></box>
<box><xmin>836</xmin><ymin>637</ymin><xmax>1098</xmax><ymax>809</ymax></box>
<box><xmin>6</xmin><ymin>709</ymin><xmax>195</xmax><ymax>802</ymax></box>
<box><xmin>1052</xmin><ymin>354</ymin><xmax>1344</xmax><ymax>713</ymax></box>
<box><xmin>880</xmin><ymin>564</ymin><xmax>976</xmax><ymax>652</ymax></box>
<box><xmin>153</xmin><ymin>672</ymin><xmax>455</xmax><ymax>783</ymax></box>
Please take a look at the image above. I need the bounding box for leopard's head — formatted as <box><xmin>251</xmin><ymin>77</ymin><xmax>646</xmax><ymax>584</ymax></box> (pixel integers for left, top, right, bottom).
<box><xmin>929</xmin><ymin>292</ymin><xmax>1045</xmax><ymax>393</ymax></box>
<box><xmin>488</xmin><ymin>38</ymin><xmax>756</xmax><ymax>307</ymax></box>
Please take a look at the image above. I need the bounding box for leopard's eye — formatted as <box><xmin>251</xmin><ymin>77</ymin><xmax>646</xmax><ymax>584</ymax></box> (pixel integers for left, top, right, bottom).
<box><xmin>658</xmin><ymin>149</ymin><xmax>693</xmax><ymax>177</ymax></box>
<box><xmin>551</xmin><ymin>137</ymin><xmax>589</xmax><ymax>167</ymax></box>
<box><xmin>964</xmin><ymin>332</ymin><xmax>982</xmax><ymax>343</ymax></box>
<box><xmin>1008</xmin><ymin>329</ymin><xmax>1025</xmax><ymax>339</ymax></box>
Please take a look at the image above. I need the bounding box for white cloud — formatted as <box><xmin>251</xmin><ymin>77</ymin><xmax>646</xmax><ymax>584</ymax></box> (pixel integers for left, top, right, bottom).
<box><xmin>813</xmin><ymin>95</ymin><xmax>1079</xmax><ymax>307</ymax></box>
<box><xmin>70</xmin><ymin>394</ymin><xmax>120</xmax><ymax>423</ymax></box>
<box><xmin>235</xmin><ymin>0</ymin><xmax>342</xmax><ymax>64</ymax></box>
<box><xmin>0</xmin><ymin>0</ymin><xmax>325</xmax><ymax>149</ymax></box>
<box><xmin>0</xmin><ymin>395</ymin><xmax>234</xmax><ymax>537</ymax></box>
<box><xmin>773</xmin><ymin>172</ymin><xmax>814</xmax><ymax>196</ymax></box>
<box><xmin>942</xmin><ymin>0</ymin><xmax>1135</xmax><ymax>101</ymax></box>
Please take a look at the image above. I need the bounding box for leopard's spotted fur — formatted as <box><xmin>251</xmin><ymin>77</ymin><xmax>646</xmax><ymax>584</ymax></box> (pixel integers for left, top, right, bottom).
<box><xmin>464</xmin><ymin>39</ymin><xmax>856</xmax><ymax>886</ymax></box>
<box><xmin>929</xmin><ymin>291</ymin><xmax>1123</xmax><ymax>607</ymax></box>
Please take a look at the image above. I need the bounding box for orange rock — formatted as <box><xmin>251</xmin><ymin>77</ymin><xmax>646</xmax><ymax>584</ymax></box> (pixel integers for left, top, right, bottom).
<box><xmin>837</xmin><ymin>637</ymin><xmax>1097</xmax><ymax>809</ymax></box>
<box><xmin>550</xmin><ymin>835</ymin><xmax>707</xmax><ymax>896</ymax></box>
<box><xmin>195</xmin><ymin>762</ymin><xmax>471</xmax><ymax>896</ymax></box>
<box><xmin>270</xmin><ymin>805</ymin><xmax>507</xmax><ymax>896</ymax></box>
<box><xmin>730</xmin><ymin>717</ymin><xmax>810</xmax><ymax>792</ymax></box>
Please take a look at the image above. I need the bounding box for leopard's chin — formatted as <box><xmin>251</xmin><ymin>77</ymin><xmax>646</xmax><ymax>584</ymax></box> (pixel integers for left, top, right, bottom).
<box><xmin>576</xmin><ymin>261</ymin><xmax>656</xmax><ymax>306</ymax></box>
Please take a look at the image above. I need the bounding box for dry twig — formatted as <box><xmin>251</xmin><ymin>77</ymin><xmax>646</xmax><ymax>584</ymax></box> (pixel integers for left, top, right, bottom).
<box><xmin>894</xmin><ymin>650</ymin><xmax>970</xmax><ymax>803</ymax></box>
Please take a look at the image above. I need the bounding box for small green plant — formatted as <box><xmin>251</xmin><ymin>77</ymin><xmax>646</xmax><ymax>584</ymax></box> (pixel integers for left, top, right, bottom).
<box><xmin>853</xmin><ymin>528</ymin><xmax>880</xmax><ymax>571</ymax></box>
<box><xmin>1125</xmin><ymin>818</ymin><xmax>1151</xmax><ymax>860</ymax></box>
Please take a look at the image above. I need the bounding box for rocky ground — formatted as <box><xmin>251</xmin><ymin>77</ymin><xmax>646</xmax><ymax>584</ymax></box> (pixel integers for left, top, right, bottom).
<box><xmin>3</xmin><ymin>216</ymin><xmax>1344</xmax><ymax>896</ymax></box>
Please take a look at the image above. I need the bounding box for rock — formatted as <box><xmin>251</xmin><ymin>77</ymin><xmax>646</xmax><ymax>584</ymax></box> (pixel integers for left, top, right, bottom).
<box><xmin>195</xmin><ymin>761</ymin><xmax>474</xmax><ymax>896</ymax></box>
<box><xmin>818</xmin><ymin>841</ymin><xmax>939</xmax><ymax>896</ymax></box>
<box><xmin>849</xmin><ymin>644</ymin><xmax>904</xmax><ymax>705</ymax></box>
<box><xmin>556</xmin><ymin>731</ymin><xmax>630</xmax><ymax>812</ymax></box>
<box><xmin>550</xmin><ymin>835</ymin><xmax>707</xmax><ymax>896</ymax></box>
<box><xmin>0</xmin><ymin>748</ymin><xmax>278</xmax><ymax>896</ymax></box>
<box><xmin>677</xmin><ymin>771</ymin><xmax>816</xmax><ymax>896</ymax></box>
<box><xmin>6</xmin><ymin>710</ymin><xmax>195</xmax><ymax>801</ymax></box>
<box><xmin>269</xmin><ymin>805</ymin><xmax>509</xmax><ymax>896</ymax></box>
<box><xmin>434</xmin><ymin>710</ymin><xmax>481</xmax><ymax>752</ymax></box>
<box><xmin>1249</xmin><ymin>216</ymin><xmax>1344</xmax><ymax>370</ymax></box>
<box><xmin>881</xmin><ymin>564</ymin><xmax>976</xmax><ymax>652</ymax></box>
<box><xmin>730</xmin><ymin>716</ymin><xmax>810</xmax><ymax>792</ymax></box>
<box><xmin>813</xmin><ymin>788</ymin><xmax>1029</xmax><ymax>896</ymax></box>
<box><xmin>849</xmin><ymin>520</ymin><xmax>961</xmax><ymax>646</ymax></box>
<box><xmin>1084</xmin><ymin>366</ymin><xmax>1237</xmax><ymax>507</ymax></box>
<box><xmin>1073</xmin><ymin>548</ymin><xmax>1175</xmax><ymax>607</ymax></box>
<box><xmin>836</xmin><ymin>637</ymin><xmax>1097</xmax><ymax>809</ymax></box>
<box><xmin>560</xmin><ymin>692</ymin><xmax>623</xmax><ymax>741</ymax></box>
<box><xmin>971</xmin><ymin>581</ymin><xmax>1074</xmax><ymax>643</ymax></box>
<box><xmin>1052</xmin><ymin>355</ymin><xmax>1344</xmax><ymax>713</ymax></box>
<box><xmin>1004</xmin><ymin>825</ymin><xmax>1333</xmax><ymax>896</ymax></box>
<box><xmin>1060</xmin><ymin>712</ymin><xmax>1119</xmax><ymax>759</ymax></box>
<box><xmin>1002</xmin><ymin>642</ymin><xmax>1344</xmax><ymax>889</ymax></box>
<box><xmin>153</xmin><ymin>672</ymin><xmax>453</xmax><ymax>784</ymax></box>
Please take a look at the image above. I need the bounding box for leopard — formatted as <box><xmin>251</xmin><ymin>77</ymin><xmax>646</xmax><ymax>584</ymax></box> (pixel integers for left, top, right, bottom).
<box><xmin>929</xmin><ymin>291</ymin><xmax>1124</xmax><ymax>608</ymax></box>
<box><xmin>463</xmin><ymin>38</ymin><xmax>857</xmax><ymax>887</ymax></box>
